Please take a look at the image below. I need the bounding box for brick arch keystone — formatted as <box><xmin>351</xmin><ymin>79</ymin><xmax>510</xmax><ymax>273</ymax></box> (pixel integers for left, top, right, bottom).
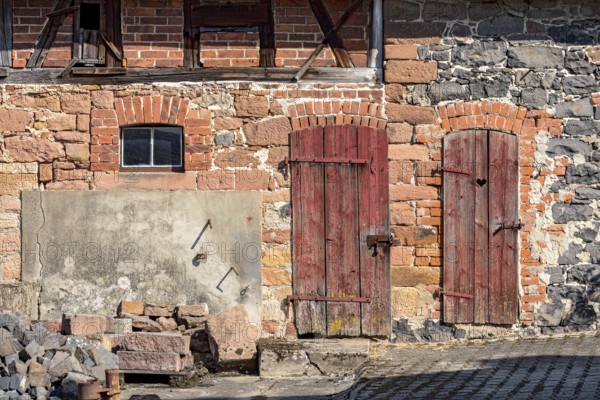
<box><xmin>286</xmin><ymin>100</ymin><xmax>387</xmax><ymax>131</ymax></box>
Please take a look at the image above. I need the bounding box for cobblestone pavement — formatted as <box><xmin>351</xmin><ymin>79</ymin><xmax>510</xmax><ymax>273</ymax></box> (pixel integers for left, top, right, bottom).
<box><xmin>337</xmin><ymin>334</ymin><xmax>600</xmax><ymax>400</ymax></box>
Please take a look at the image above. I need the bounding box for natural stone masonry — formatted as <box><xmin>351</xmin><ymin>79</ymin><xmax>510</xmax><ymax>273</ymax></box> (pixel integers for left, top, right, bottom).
<box><xmin>383</xmin><ymin>0</ymin><xmax>600</xmax><ymax>331</ymax></box>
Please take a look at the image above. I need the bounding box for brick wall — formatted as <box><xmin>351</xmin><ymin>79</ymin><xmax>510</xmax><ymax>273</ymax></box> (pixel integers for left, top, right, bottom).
<box><xmin>10</xmin><ymin>0</ymin><xmax>369</xmax><ymax>69</ymax></box>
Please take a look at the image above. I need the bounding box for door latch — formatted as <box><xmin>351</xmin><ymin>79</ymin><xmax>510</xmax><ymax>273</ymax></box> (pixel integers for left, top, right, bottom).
<box><xmin>366</xmin><ymin>234</ymin><xmax>394</xmax><ymax>257</ymax></box>
<box><xmin>493</xmin><ymin>219</ymin><xmax>523</xmax><ymax>235</ymax></box>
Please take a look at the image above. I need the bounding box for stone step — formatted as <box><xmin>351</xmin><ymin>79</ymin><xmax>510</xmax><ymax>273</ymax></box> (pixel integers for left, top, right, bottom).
<box><xmin>258</xmin><ymin>338</ymin><xmax>370</xmax><ymax>378</ymax></box>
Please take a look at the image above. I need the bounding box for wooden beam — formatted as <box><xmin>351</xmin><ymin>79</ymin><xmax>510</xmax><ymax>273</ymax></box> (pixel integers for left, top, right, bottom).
<box><xmin>308</xmin><ymin>0</ymin><xmax>354</xmax><ymax>68</ymax></box>
<box><xmin>27</xmin><ymin>0</ymin><xmax>72</xmax><ymax>68</ymax></box>
<box><xmin>191</xmin><ymin>3</ymin><xmax>270</xmax><ymax>28</ymax></box>
<box><xmin>0</xmin><ymin>0</ymin><xmax>12</xmax><ymax>68</ymax></box>
<box><xmin>0</xmin><ymin>67</ymin><xmax>378</xmax><ymax>84</ymax></box>
<box><xmin>99</xmin><ymin>32</ymin><xmax>122</xmax><ymax>60</ymax></box>
<box><xmin>368</xmin><ymin>0</ymin><xmax>383</xmax><ymax>69</ymax></box>
<box><xmin>258</xmin><ymin>0</ymin><xmax>275</xmax><ymax>67</ymax></box>
<box><xmin>292</xmin><ymin>0</ymin><xmax>363</xmax><ymax>82</ymax></box>
<box><xmin>183</xmin><ymin>0</ymin><xmax>194</xmax><ymax>68</ymax></box>
<box><xmin>71</xmin><ymin>67</ymin><xmax>127</xmax><ymax>76</ymax></box>
<box><xmin>46</xmin><ymin>5</ymin><xmax>79</xmax><ymax>18</ymax></box>
<box><xmin>105</xmin><ymin>0</ymin><xmax>122</xmax><ymax>67</ymax></box>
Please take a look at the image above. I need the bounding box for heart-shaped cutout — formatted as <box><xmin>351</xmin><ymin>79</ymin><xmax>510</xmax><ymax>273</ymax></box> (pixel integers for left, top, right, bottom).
<box><xmin>476</xmin><ymin>178</ymin><xmax>487</xmax><ymax>187</ymax></box>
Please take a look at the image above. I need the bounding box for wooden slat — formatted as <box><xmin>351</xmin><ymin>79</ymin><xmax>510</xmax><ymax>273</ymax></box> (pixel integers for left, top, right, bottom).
<box><xmin>71</xmin><ymin>67</ymin><xmax>127</xmax><ymax>76</ymax></box>
<box><xmin>47</xmin><ymin>5</ymin><xmax>79</xmax><ymax>18</ymax></box>
<box><xmin>358</xmin><ymin>126</ymin><xmax>390</xmax><ymax>337</ymax></box>
<box><xmin>488</xmin><ymin>131</ymin><xmax>519</xmax><ymax>324</ymax></box>
<box><xmin>258</xmin><ymin>0</ymin><xmax>275</xmax><ymax>68</ymax></box>
<box><xmin>27</xmin><ymin>0</ymin><xmax>72</xmax><ymax>68</ymax></box>
<box><xmin>324</xmin><ymin>125</ymin><xmax>361</xmax><ymax>336</ymax></box>
<box><xmin>191</xmin><ymin>3</ymin><xmax>269</xmax><ymax>28</ymax></box>
<box><xmin>291</xmin><ymin>126</ymin><xmax>327</xmax><ymax>336</ymax></box>
<box><xmin>99</xmin><ymin>32</ymin><xmax>122</xmax><ymax>60</ymax></box>
<box><xmin>443</xmin><ymin>131</ymin><xmax>476</xmax><ymax>323</ymax></box>
<box><xmin>0</xmin><ymin>0</ymin><xmax>13</xmax><ymax>68</ymax></box>
<box><xmin>105</xmin><ymin>0</ymin><xmax>122</xmax><ymax>67</ymax></box>
<box><xmin>473</xmin><ymin>130</ymin><xmax>489</xmax><ymax>324</ymax></box>
<box><xmin>308</xmin><ymin>0</ymin><xmax>354</xmax><ymax>68</ymax></box>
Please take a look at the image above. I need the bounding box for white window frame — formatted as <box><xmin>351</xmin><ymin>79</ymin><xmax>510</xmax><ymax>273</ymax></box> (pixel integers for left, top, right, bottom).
<box><xmin>120</xmin><ymin>126</ymin><xmax>183</xmax><ymax>168</ymax></box>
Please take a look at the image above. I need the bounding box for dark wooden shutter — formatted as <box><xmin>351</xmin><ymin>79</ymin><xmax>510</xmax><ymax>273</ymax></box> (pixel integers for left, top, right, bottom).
<box><xmin>0</xmin><ymin>0</ymin><xmax>12</xmax><ymax>68</ymax></box>
<box><xmin>488</xmin><ymin>131</ymin><xmax>519</xmax><ymax>324</ymax></box>
<box><xmin>443</xmin><ymin>130</ymin><xmax>518</xmax><ymax>324</ymax></box>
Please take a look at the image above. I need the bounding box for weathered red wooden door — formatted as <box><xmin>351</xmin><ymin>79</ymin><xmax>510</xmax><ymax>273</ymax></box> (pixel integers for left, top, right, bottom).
<box><xmin>443</xmin><ymin>130</ymin><xmax>519</xmax><ymax>324</ymax></box>
<box><xmin>291</xmin><ymin>125</ymin><xmax>390</xmax><ymax>337</ymax></box>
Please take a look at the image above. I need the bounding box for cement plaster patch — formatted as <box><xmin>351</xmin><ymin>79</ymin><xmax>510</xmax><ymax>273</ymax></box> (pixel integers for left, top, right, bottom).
<box><xmin>21</xmin><ymin>191</ymin><xmax>261</xmax><ymax>323</ymax></box>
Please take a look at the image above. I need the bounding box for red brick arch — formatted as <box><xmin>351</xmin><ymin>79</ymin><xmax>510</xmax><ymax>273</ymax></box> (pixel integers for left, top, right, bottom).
<box><xmin>90</xmin><ymin>94</ymin><xmax>211</xmax><ymax>172</ymax></box>
<box><xmin>286</xmin><ymin>100</ymin><xmax>386</xmax><ymax>131</ymax></box>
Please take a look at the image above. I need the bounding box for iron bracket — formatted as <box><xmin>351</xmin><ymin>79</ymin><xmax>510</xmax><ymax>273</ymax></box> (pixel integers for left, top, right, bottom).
<box><xmin>366</xmin><ymin>234</ymin><xmax>394</xmax><ymax>256</ymax></box>
<box><xmin>287</xmin><ymin>295</ymin><xmax>371</xmax><ymax>303</ymax></box>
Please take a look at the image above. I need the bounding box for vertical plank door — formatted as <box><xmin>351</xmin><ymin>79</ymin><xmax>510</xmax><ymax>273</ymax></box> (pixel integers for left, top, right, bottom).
<box><xmin>358</xmin><ymin>126</ymin><xmax>390</xmax><ymax>336</ymax></box>
<box><xmin>443</xmin><ymin>131</ymin><xmax>476</xmax><ymax>323</ymax></box>
<box><xmin>488</xmin><ymin>131</ymin><xmax>519</xmax><ymax>324</ymax></box>
<box><xmin>291</xmin><ymin>126</ymin><xmax>327</xmax><ymax>336</ymax></box>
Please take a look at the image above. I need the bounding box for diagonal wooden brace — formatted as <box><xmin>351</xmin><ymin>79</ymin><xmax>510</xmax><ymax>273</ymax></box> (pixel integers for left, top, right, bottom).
<box><xmin>308</xmin><ymin>0</ymin><xmax>354</xmax><ymax>68</ymax></box>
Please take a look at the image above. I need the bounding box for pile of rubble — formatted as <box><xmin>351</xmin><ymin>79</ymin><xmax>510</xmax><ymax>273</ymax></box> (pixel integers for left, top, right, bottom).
<box><xmin>0</xmin><ymin>302</ymin><xmax>259</xmax><ymax>399</ymax></box>
<box><xmin>0</xmin><ymin>311</ymin><xmax>118</xmax><ymax>400</ymax></box>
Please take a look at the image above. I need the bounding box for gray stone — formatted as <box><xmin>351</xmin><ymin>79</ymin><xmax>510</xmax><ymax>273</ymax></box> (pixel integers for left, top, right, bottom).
<box><xmin>420</xmin><ymin>320</ymin><xmax>454</xmax><ymax>342</ymax></box>
<box><xmin>563</xmin><ymin>76</ymin><xmax>598</xmax><ymax>95</ymax></box>
<box><xmin>555</xmin><ymin>99</ymin><xmax>593</xmax><ymax>118</ymax></box>
<box><xmin>0</xmin><ymin>340</ymin><xmax>16</xmax><ymax>357</ymax></box>
<box><xmin>547</xmin><ymin>26</ymin><xmax>594</xmax><ymax>45</ymax></box>
<box><xmin>595</xmin><ymin>106</ymin><xmax>600</xmax><ymax>120</ymax></box>
<box><xmin>477</xmin><ymin>14</ymin><xmax>524</xmax><ymax>36</ymax></box>
<box><xmin>515</xmin><ymin>70</ymin><xmax>543</xmax><ymax>88</ymax></box>
<box><xmin>428</xmin><ymin>82</ymin><xmax>468</xmax><ymax>103</ymax></box>
<box><xmin>8</xmin><ymin>375</ymin><xmax>26</xmax><ymax>394</ymax></box>
<box><xmin>60</xmin><ymin>372</ymin><xmax>94</xmax><ymax>400</ymax></box>
<box><xmin>451</xmin><ymin>41</ymin><xmax>507</xmax><ymax>67</ymax></box>
<box><xmin>470</xmin><ymin>74</ymin><xmax>511</xmax><ymax>99</ymax></box>
<box><xmin>565</xmin><ymin>52</ymin><xmax>597</xmax><ymax>74</ymax></box>
<box><xmin>20</xmin><ymin>341</ymin><xmax>43</xmax><ymax>361</ymax></box>
<box><xmin>42</xmin><ymin>333</ymin><xmax>64</xmax><ymax>351</ymax></box>
<box><xmin>214</xmin><ymin>132</ymin><xmax>235</xmax><ymax>147</ymax></box>
<box><xmin>48</xmin><ymin>352</ymin><xmax>82</xmax><ymax>380</ymax></box>
<box><xmin>569</xmin><ymin>265</ymin><xmax>600</xmax><ymax>285</ymax></box>
<box><xmin>576</xmin><ymin>188</ymin><xmax>600</xmax><ymax>201</ymax></box>
<box><xmin>558</xmin><ymin>244</ymin><xmax>584</xmax><ymax>265</ymax></box>
<box><xmin>519</xmin><ymin>88</ymin><xmax>547</xmax><ymax>109</ymax></box>
<box><xmin>468</xmin><ymin>2</ymin><xmax>502</xmax><ymax>20</ymax></box>
<box><xmin>587</xmin><ymin>244</ymin><xmax>600</xmax><ymax>264</ymax></box>
<box><xmin>384</xmin><ymin>1</ymin><xmax>420</xmax><ymax>21</ymax></box>
<box><xmin>576</xmin><ymin>226</ymin><xmax>598</xmax><ymax>243</ymax></box>
<box><xmin>562</xmin><ymin>303</ymin><xmax>597</xmax><ymax>325</ymax></box>
<box><xmin>544</xmin><ymin>267</ymin><xmax>565</xmax><ymax>285</ymax></box>
<box><xmin>259</xmin><ymin>345</ymin><xmax>318</xmax><ymax>378</ymax></box>
<box><xmin>88</xmin><ymin>346</ymin><xmax>118</xmax><ymax>369</ymax></box>
<box><xmin>550</xmin><ymin>180</ymin><xmax>567</xmax><ymax>193</ymax></box>
<box><xmin>7</xmin><ymin>360</ymin><xmax>26</xmax><ymax>375</ymax></box>
<box><xmin>546</xmin><ymin>138</ymin><xmax>593</xmax><ymax>158</ymax></box>
<box><xmin>385</xmin><ymin>22</ymin><xmax>446</xmax><ymax>41</ymax></box>
<box><xmin>552</xmin><ymin>203</ymin><xmax>593</xmax><ymax>223</ymax></box>
<box><xmin>450</xmin><ymin>24</ymin><xmax>471</xmax><ymax>37</ymax></box>
<box><xmin>564</xmin><ymin>120</ymin><xmax>600</xmax><ymax>136</ymax></box>
<box><xmin>423</xmin><ymin>2</ymin><xmax>467</xmax><ymax>21</ymax></box>
<box><xmin>536</xmin><ymin>302</ymin><xmax>565</xmax><ymax>327</ymax></box>
<box><xmin>507</xmin><ymin>46</ymin><xmax>564</xmax><ymax>69</ymax></box>
<box><xmin>0</xmin><ymin>378</ymin><xmax>9</xmax><ymax>391</ymax></box>
<box><xmin>566</xmin><ymin>163</ymin><xmax>600</xmax><ymax>184</ymax></box>
<box><xmin>31</xmin><ymin>387</ymin><xmax>47</xmax><ymax>400</ymax></box>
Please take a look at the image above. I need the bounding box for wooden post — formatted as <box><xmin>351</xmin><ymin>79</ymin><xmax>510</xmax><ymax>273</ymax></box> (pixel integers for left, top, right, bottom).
<box><xmin>0</xmin><ymin>0</ymin><xmax>13</xmax><ymax>67</ymax></box>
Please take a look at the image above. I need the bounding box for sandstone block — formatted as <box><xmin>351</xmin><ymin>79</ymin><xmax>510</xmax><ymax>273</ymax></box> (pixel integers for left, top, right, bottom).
<box><xmin>62</xmin><ymin>314</ymin><xmax>114</xmax><ymax>336</ymax></box>
<box><xmin>235</xmin><ymin>95</ymin><xmax>268</xmax><ymax>117</ymax></box>
<box><xmin>91</xmin><ymin>91</ymin><xmax>115</xmax><ymax>109</ymax></box>
<box><xmin>387</xmin><ymin>104</ymin><xmax>438</xmax><ymax>125</ymax></box>
<box><xmin>0</xmin><ymin>110</ymin><xmax>33</xmax><ymax>132</ymax></box>
<box><xmin>0</xmin><ymin>174</ymin><xmax>37</xmax><ymax>195</ymax></box>
<box><xmin>5</xmin><ymin>137</ymin><xmax>65</xmax><ymax>163</ymax></box>
<box><xmin>176</xmin><ymin>304</ymin><xmax>209</xmax><ymax>317</ymax></box>
<box><xmin>113</xmin><ymin>318</ymin><xmax>133</xmax><ymax>335</ymax></box>
<box><xmin>120</xmin><ymin>313</ymin><xmax>162</xmax><ymax>332</ymax></box>
<box><xmin>390</xmin><ymin>185</ymin><xmax>438</xmax><ymax>201</ymax></box>
<box><xmin>123</xmin><ymin>332</ymin><xmax>188</xmax><ymax>354</ymax></box>
<box><xmin>385</xmin><ymin>60</ymin><xmax>438</xmax><ymax>83</ymax></box>
<box><xmin>156</xmin><ymin>317</ymin><xmax>178</xmax><ymax>331</ymax></box>
<box><xmin>117</xmin><ymin>350</ymin><xmax>181</xmax><ymax>372</ymax></box>
<box><xmin>47</xmin><ymin>114</ymin><xmax>77</xmax><ymax>131</ymax></box>
<box><xmin>144</xmin><ymin>303</ymin><xmax>175</xmax><ymax>317</ymax></box>
<box><xmin>243</xmin><ymin>117</ymin><xmax>291</xmax><ymax>146</ymax></box>
<box><xmin>392</xmin><ymin>226</ymin><xmax>438</xmax><ymax>246</ymax></box>
<box><xmin>61</xmin><ymin>94</ymin><xmax>91</xmax><ymax>114</ymax></box>
<box><xmin>176</xmin><ymin>316</ymin><xmax>208</xmax><ymax>329</ymax></box>
<box><xmin>392</xmin><ymin>266</ymin><xmax>441</xmax><ymax>287</ymax></box>
<box><xmin>206</xmin><ymin>305</ymin><xmax>258</xmax><ymax>371</ymax></box>
<box><xmin>389</xmin><ymin>144</ymin><xmax>430</xmax><ymax>161</ymax></box>
<box><xmin>28</xmin><ymin>361</ymin><xmax>50</xmax><ymax>388</ymax></box>
<box><xmin>65</xmin><ymin>143</ymin><xmax>90</xmax><ymax>162</ymax></box>
<box><xmin>118</xmin><ymin>301</ymin><xmax>143</xmax><ymax>318</ymax></box>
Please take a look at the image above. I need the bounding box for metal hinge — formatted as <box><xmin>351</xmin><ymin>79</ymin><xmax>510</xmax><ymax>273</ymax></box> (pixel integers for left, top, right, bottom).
<box><xmin>493</xmin><ymin>219</ymin><xmax>523</xmax><ymax>235</ymax></box>
<box><xmin>287</xmin><ymin>295</ymin><xmax>371</xmax><ymax>303</ymax></box>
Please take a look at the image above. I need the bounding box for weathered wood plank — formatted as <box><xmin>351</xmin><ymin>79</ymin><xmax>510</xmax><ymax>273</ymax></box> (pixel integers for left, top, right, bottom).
<box><xmin>443</xmin><ymin>131</ymin><xmax>475</xmax><ymax>323</ymax></box>
<box><xmin>105</xmin><ymin>0</ymin><xmax>122</xmax><ymax>67</ymax></box>
<box><xmin>291</xmin><ymin>126</ymin><xmax>327</xmax><ymax>336</ymax></box>
<box><xmin>308</xmin><ymin>0</ymin><xmax>354</xmax><ymax>68</ymax></box>
<box><xmin>0</xmin><ymin>0</ymin><xmax>13</xmax><ymax>68</ymax></box>
<box><xmin>488</xmin><ymin>131</ymin><xmax>519</xmax><ymax>324</ymax></box>
<box><xmin>27</xmin><ymin>0</ymin><xmax>72</xmax><ymax>68</ymax></box>
<box><xmin>100</xmin><ymin>32</ymin><xmax>122</xmax><ymax>60</ymax></box>
<box><xmin>183</xmin><ymin>0</ymin><xmax>194</xmax><ymax>68</ymax></box>
<box><xmin>473</xmin><ymin>130</ymin><xmax>489</xmax><ymax>324</ymax></box>
<box><xmin>0</xmin><ymin>67</ymin><xmax>378</xmax><ymax>84</ymax></box>
<box><xmin>324</xmin><ymin>125</ymin><xmax>361</xmax><ymax>336</ymax></box>
<box><xmin>258</xmin><ymin>0</ymin><xmax>275</xmax><ymax>68</ymax></box>
<box><xmin>71</xmin><ymin>67</ymin><xmax>127</xmax><ymax>76</ymax></box>
<box><xmin>191</xmin><ymin>3</ymin><xmax>270</xmax><ymax>28</ymax></box>
<box><xmin>358</xmin><ymin>126</ymin><xmax>390</xmax><ymax>337</ymax></box>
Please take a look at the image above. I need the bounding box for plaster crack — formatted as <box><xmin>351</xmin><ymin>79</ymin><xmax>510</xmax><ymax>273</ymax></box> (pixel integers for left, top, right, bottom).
<box><xmin>305</xmin><ymin>352</ymin><xmax>325</xmax><ymax>376</ymax></box>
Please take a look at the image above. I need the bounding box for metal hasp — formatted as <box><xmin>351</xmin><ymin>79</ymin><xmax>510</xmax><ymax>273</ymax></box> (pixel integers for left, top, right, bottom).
<box><xmin>493</xmin><ymin>219</ymin><xmax>523</xmax><ymax>235</ymax></box>
<box><xmin>287</xmin><ymin>295</ymin><xmax>371</xmax><ymax>303</ymax></box>
<box><xmin>438</xmin><ymin>290</ymin><xmax>474</xmax><ymax>300</ymax></box>
<box><xmin>366</xmin><ymin>234</ymin><xmax>394</xmax><ymax>256</ymax></box>
<box><xmin>440</xmin><ymin>165</ymin><xmax>471</xmax><ymax>175</ymax></box>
